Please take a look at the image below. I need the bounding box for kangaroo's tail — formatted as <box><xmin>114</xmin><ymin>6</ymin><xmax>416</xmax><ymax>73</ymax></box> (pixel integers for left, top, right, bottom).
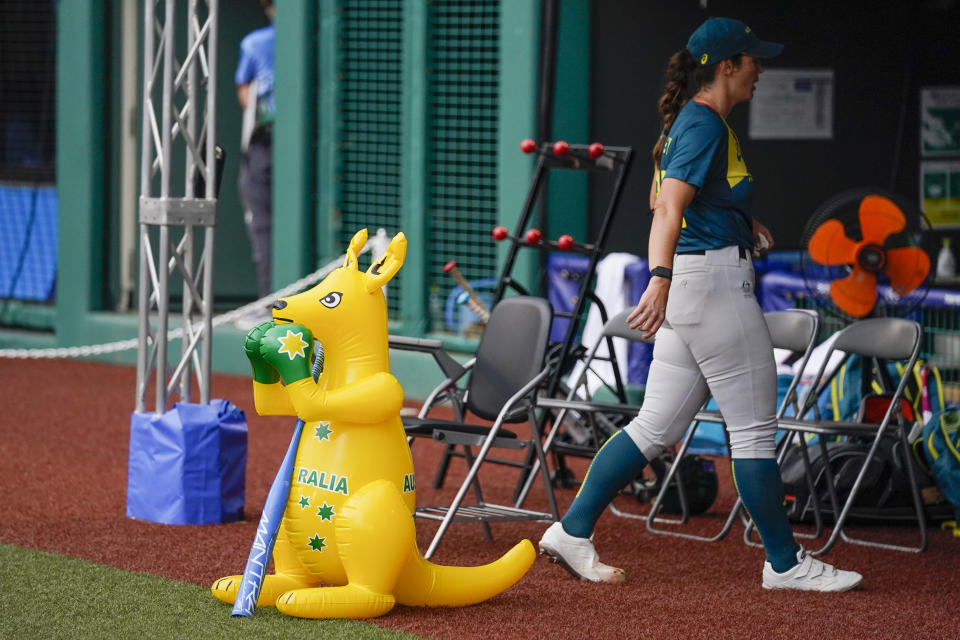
<box><xmin>393</xmin><ymin>539</ymin><xmax>535</xmax><ymax>608</ymax></box>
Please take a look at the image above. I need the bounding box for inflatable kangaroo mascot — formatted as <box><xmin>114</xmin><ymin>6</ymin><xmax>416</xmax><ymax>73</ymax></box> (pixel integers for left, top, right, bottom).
<box><xmin>213</xmin><ymin>229</ymin><xmax>535</xmax><ymax>619</ymax></box>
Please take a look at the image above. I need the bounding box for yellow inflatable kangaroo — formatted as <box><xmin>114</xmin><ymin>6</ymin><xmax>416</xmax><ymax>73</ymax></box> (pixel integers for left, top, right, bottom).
<box><xmin>212</xmin><ymin>229</ymin><xmax>535</xmax><ymax>619</ymax></box>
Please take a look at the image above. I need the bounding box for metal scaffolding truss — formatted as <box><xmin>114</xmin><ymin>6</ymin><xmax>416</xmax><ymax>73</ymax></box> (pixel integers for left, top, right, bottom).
<box><xmin>136</xmin><ymin>0</ymin><xmax>220</xmax><ymax>413</ymax></box>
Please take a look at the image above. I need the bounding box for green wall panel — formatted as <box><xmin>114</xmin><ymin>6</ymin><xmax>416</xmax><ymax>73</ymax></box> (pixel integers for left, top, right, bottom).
<box><xmin>496</xmin><ymin>0</ymin><xmax>539</xmax><ymax>299</ymax></box>
<box><xmin>317</xmin><ymin>2</ymin><xmax>342</xmax><ymax>265</ymax></box>
<box><xmin>336</xmin><ymin>0</ymin><xmax>406</xmax><ymax>318</ymax></box>
<box><xmin>398</xmin><ymin>0</ymin><xmax>428</xmax><ymax>335</ymax></box>
<box><xmin>274</xmin><ymin>2</ymin><xmax>317</xmax><ymax>289</ymax></box>
<box><xmin>55</xmin><ymin>0</ymin><xmax>106</xmax><ymax>346</ymax></box>
<box><xmin>548</xmin><ymin>0</ymin><xmax>589</xmax><ymax>245</ymax></box>
<box><xmin>424</xmin><ymin>0</ymin><xmax>502</xmax><ymax>334</ymax></box>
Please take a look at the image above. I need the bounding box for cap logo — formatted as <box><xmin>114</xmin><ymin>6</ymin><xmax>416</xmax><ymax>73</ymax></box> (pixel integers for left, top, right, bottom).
<box><xmin>745</xmin><ymin>27</ymin><xmax>751</xmax><ymax>33</ymax></box>
<box><xmin>700</xmin><ymin>53</ymin><xmax>708</xmax><ymax>65</ymax></box>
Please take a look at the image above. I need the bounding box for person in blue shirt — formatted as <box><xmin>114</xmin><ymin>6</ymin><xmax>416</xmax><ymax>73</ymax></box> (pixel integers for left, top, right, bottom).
<box><xmin>540</xmin><ymin>17</ymin><xmax>863</xmax><ymax>592</ymax></box>
<box><xmin>236</xmin><ymin>0</ymin><xmax>276</xmax><ymax>299</ymax></box>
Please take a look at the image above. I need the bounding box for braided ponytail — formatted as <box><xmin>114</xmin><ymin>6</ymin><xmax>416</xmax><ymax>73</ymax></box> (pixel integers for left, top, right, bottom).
<box><xmin>651</xmin><ymin>49</ymin><xmax>737</xmax><ymax>164</ymax></box>
<box><xmin>652</xmin><ymin>48</ymin><xmax>696</xmax><ymax>164</ymax></box>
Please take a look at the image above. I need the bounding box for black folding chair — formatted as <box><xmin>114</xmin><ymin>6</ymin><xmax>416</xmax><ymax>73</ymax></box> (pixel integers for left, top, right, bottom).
<box><xmin>399</xmin><ymin>296</ymin><xmax>560</xmax><ymax>558</ymax></box>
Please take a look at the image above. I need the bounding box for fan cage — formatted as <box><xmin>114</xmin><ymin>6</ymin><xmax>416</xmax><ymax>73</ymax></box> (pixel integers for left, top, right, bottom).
<box><xmin>795</xmin><ymin>187</ymin><xmax>959</xmax><ymax>399</ymax></box>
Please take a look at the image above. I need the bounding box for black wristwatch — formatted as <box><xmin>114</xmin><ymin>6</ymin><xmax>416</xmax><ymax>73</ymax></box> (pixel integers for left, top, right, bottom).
<box><xmin>650</xmin><ymin>266</ymin><xmax>672</xmax><ymax>280</ymax></box>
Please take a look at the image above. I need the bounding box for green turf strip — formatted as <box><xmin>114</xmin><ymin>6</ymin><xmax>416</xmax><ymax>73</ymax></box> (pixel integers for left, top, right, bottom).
<box><xmin>0</xmin><ymin>542</ymin><xmax>432</xmax><ymax>640</ymax></box>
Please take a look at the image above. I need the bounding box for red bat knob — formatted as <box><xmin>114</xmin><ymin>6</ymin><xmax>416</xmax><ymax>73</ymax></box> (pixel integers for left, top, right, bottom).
<box><xmin>557</xmin><ymin>234</ymin><xmax>574</xmax><ymax>251</ymax></box>
<box><xmin>492</xmin><ymin>225</ymin><xmax>508</xmax><ymax>241</ymax></box>
<box><xmin>525</xmin><ymin>228</ymin><xmax>542</xmax><ymax>244</ymax></box>
<box><xmin>553</xmin><ymin>140</ymin><xmax>569</xmax><ymax>156</ymax></box>
<box><xmin>520</xmin><ymin>138</ymin><xmax>536</xmax><ymax>154</ymax></box>
<box><xmin>443</xmin><ymin>260</ymin><xmax>457</xmax><ymax>273</ymax></box>
<box><xmin>588</xmin><ymin>142</ymin><xmax>605</xmax><ymax>158</ymax></box>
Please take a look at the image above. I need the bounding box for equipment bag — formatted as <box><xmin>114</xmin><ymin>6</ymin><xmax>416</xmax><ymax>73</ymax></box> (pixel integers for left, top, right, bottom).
<box><xmin>913</xmin><ymin>408</ymin><xmax>960</xmax><ymax>535</ymax></box>
<box><xmin>819</xmin><ymin>358</ymin><xmax>944</xmax><ymax>424</ymax></box>
<box><xmin>779</xmin><ymin>437</ymin><xmax>947</xmax><ymax>524</ymax></box>
<box><xmin>658</xmin><ymin>455</ymin><xmax>719</xmax><ymax>515</ymax></box>
<box><xmin>632</xmin><ymin>455</ymin><xmax>719</xmax><ymax>516</ymax></box>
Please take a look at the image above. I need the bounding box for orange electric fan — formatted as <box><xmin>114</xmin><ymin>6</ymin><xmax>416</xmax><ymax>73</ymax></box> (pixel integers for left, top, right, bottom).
<box><xmin>807</xmin><ymin>194</ymin><xmax>931</xmax><ymax>318</ymax></box>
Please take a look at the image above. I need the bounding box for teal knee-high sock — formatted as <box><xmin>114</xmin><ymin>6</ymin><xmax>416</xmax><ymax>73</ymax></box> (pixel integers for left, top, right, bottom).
<box><xmin>731</xmin><ymin>458</ymin><xmax>801</xmax><ymax>572</ymax></box>
<box><xmin>561</xmin><ymin>430</ymin><xmax>648</xmax><ymax>538</ymax></box>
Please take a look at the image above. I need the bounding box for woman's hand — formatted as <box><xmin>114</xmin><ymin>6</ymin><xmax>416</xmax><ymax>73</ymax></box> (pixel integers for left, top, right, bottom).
<box><xmin>632</xmin><ymin>176</ymin><xmax>692</xmax><ymax>339</ymax></box>
<box><xmin>627</xmin><ymin>276</ymin><xmax>671</xmax><ymax>340</ymax></box>
<box><xmin>752</xmin><ymin>218</ymin><xmax>774</xmax><ymax>258</ymax></box>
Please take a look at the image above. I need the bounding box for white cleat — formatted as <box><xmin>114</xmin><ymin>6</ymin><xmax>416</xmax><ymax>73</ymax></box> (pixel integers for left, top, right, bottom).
<box><xmin>538</xmin><ymin>522</ymin><xmax>626</xmax><ymax>584</ymax></box>
<box><xmin>762</xmin><ymin>548</ymin><xmax>862</xmax><ymax>592</ymax></box>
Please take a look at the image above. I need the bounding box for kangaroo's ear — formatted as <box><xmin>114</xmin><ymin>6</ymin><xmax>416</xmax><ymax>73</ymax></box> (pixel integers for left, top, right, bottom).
<box><xmin>343</xmin><ymin>228</ymin><xmax>368</xmax><ymax>270</ymax></box>
<box><xmin>365</xmin><ymin>232</ymin><xmax>407</xmax><ymax>292</ymax></box>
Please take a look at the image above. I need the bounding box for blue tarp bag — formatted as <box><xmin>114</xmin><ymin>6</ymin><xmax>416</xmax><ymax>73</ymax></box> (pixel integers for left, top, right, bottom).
<box><xmin>126</xmin><ymin>398</ymin><xmax>247</xmax><ymax>524</ymax></box>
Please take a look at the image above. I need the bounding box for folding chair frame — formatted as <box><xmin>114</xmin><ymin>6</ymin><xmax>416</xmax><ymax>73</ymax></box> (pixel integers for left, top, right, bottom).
<box><xmin>415</xmin><ymin>365</ymin><xmax>559</xmax><ymax>558</ymax></box>
<box><xmin>391</xmin><ymin>296</ymin><xmax>561</xmax><ymax>559</ymax></box>
<box><xmin>776</xmin><ymin>317</ymin><xmax>928</xmax><ymax>555</ymax></box>
<box><xmin>522</xmin><ymin>307</ymin><xmax>646</xmax><ymax>509</ymax></box>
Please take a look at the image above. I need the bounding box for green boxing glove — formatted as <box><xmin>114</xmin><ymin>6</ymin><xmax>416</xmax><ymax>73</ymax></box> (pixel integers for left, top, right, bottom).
<box><xmin>243</xmin><ymin>321</ymin><xmax>280</xmax><ymax>385</ymax></box>
<box><xmin>260</xmin><ymin>323</ymin><xmax>314</xmax><ymax>385</ymax></box>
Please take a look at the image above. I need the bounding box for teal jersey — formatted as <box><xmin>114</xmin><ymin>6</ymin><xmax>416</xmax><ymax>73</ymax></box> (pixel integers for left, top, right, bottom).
<box><xmin>657</xmin><ymin>100</ymin><xmax>754</xmax><ymax>252</ymax></box>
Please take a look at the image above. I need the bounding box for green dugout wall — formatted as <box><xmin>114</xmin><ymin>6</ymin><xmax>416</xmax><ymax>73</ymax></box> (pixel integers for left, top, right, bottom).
<box><xmin>2</xmin><ymin>0</ymin><xmax>590</xmax><ymax>400</ymax></box>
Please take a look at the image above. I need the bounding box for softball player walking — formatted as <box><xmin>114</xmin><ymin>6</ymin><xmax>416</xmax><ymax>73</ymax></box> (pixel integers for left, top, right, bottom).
<box><xmin>539</xmin><ymin>17</ymin><xmax>862</xmax><ymax>592</ymax></box>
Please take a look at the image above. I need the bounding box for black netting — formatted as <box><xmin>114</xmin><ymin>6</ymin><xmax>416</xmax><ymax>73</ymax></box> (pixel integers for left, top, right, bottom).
<box><xmin>0</xmin><ymin>0</ymin><xmax>56</xmax><ymax>183</ymax></box>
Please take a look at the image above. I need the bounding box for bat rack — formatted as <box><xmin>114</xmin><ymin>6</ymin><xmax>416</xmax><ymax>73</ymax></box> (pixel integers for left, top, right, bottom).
<box><xmin>492</xmin><ymin>140</ymin><xmax>634</xmax><ymax>400</ymax></box>
<box><xmin>434</xmin><ymin>140</ymin><xmax>637</xmax><ymax>497</ymax></box>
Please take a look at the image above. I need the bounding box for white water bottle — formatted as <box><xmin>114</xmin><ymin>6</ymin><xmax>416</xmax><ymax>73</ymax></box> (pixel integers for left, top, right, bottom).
<box><xmin>937</xmin><ymin>237</ymin><xmax>956</xmax><ymax>279</ymax></box>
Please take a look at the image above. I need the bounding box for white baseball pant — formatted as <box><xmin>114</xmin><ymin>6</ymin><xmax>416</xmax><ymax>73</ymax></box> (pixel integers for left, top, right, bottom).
<box><xmin>624</xmin><ymin>245</ymin><xmax>779</xmax><ymax>460</ymax></box>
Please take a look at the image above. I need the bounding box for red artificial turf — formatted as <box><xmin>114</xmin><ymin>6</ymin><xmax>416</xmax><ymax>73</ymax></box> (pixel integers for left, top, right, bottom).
<box><xmin>0</xmin><ymin>358</ymin><xmax>957</xmax><ymax>639</ymax></box>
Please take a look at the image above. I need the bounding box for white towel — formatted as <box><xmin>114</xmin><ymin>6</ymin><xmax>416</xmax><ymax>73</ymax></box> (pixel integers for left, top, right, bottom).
<box><xmin>795</xmin><ymin>330</ymin><xmax>845</xmax><ymax>386</ymax></box>
<box><xmin>240</xmin><ymin>79</ymin><xmax>257</xmax><ymax>153</ymax></box>
<box><xmin>567</xmin><ymin>252</ymin><xmax>642</xmax><ymax>396</ymax></box>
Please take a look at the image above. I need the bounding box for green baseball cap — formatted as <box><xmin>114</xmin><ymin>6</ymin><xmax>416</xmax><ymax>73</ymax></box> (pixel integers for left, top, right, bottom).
<box><xmin>686</xmin><ymin>17</ymin><xmax>783</xmax><ymax>66</ymax></box>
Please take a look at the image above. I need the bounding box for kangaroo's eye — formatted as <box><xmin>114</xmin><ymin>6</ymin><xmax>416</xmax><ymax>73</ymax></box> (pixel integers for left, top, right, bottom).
<box><xmin>320</xmin><ymin>291</ymin><xmax>342</xmax><ymax>308</ymax></box>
